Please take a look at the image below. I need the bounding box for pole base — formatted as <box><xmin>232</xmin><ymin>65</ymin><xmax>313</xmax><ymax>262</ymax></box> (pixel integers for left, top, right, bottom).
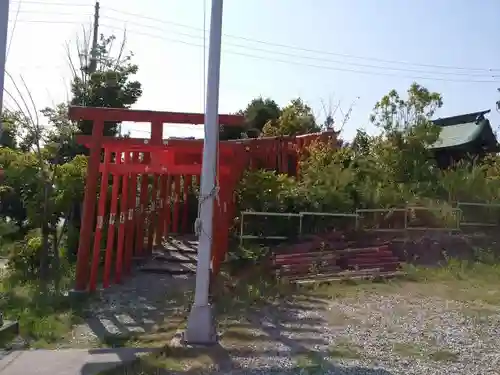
<box><xmin>183</xmin><ymin>303</ymin><xmax>217</xmax><ymax>345</ymax></box>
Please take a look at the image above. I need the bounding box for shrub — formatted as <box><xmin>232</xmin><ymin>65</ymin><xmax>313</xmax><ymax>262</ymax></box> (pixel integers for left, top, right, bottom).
<box><xmin>7</xmin><ymin>229</ymin><xmax>44</xmax><ymax>279</ymax></box>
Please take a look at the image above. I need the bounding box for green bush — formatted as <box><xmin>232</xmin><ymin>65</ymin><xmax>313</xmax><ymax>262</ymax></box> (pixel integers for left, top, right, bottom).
<box><xmin>7</xmin><ymin>229</ymin><xmax>44</xmax><ymax>279</ymax></box>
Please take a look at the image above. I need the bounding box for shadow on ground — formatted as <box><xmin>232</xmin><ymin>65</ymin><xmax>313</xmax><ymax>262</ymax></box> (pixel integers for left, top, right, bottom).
<box><xmin>71</xmin><ymin>271</ymin><xmax>194</xmax><ymax>348</ymax></box>
<box><xmin>94</xmin><ymin>274</ymin><xmax>395</xmax><ymax>375</ymax></box>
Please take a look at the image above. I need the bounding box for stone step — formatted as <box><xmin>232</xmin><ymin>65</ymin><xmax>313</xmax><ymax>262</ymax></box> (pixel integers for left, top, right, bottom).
<box><xmin>152</xmin><ymin>250</ymin><xmax>198</xmax><ymax>263</ymax></box>
<box><xmin>139</xmin><ymin>261</ymin><xmax>197</xmax><ymax>275</ymax></box>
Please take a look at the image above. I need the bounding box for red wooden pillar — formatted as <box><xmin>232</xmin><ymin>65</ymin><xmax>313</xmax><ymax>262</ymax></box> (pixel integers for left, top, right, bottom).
<box><xmin>103</xmin><ymin>152</ymin><xmax>121</xmax><ymax>288</ymax></box>
<box><xmin>146</xmin><ymin>174</ymin><xmax>159</xmax><ymax>254</ymax></box>
<box><xmin>280</xmin><ymin>139</ymin><xmax>287</xmax><ymax>173</ymax></box>
<box><xmin>172</xmin><ymin>175</ymin><xmax>181</xmax><ymax>234</ymax></box>
<box><xmin>272</xmin><ymin>141</ymin><xmax>278</xmax><ymax>169</ymax></box>
<box><xmin>182</xmin><ymin>174</ymin><xmax>191</xmax><ymax>233</ymax></box>
<box><xmin>124</xmin><ymin>152</ymin><xmax>139</xmax><ymax>274</ymax></box>
<box><xmin>163</xmin><ymin>175</ymin><xmax>172</xmax><ymax>238</ymax></box>
<box><xmin>267</xmin><ymin>142</ymin><xmax>272</xmax><ymax>169</ymax></box>
<box><xmin>88</xmin><ymin>149</ymin><xmax>111</xmax><ymax>292</ymax></box>
<box><xmin>135</xmin><ymin>153</ymin><xmax>150</xmax><ymax>257</ymax></box>
<box><xmin>115</xmin><ymin>152</ymin><xmax>130</xmax><ymax>284</ymax></box>
<box><xmin>296</xmin><ymin>138</ymin><xmax>304</xmax><ymax>178</ymax></box>
<box><xmin>75</xmin><ymin>119</ymin><xmax>104</xmax><ymax>292</ymax></box>
<box><xmin>145</xmin><ymin>120</ymin><xmax>163</xmax><ymax>252</ymax></box>
<box><xmin>155</xmin><ymin>174</ymin><xmax>168</xmax><ymax>246</ymax></box>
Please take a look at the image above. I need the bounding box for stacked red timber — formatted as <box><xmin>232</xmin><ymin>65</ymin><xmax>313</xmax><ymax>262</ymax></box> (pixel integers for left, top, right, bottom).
<box><xmin>271</xmin><ymin>231</ymin><xmax>404</xmax><ymax>284</ymax></box>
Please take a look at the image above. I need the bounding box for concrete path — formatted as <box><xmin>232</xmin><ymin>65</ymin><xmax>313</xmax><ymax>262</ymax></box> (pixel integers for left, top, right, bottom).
<box><xmin>0</xmin><ymin>348</ymin><xmax>154</xmax><ymax>375</ymax></box>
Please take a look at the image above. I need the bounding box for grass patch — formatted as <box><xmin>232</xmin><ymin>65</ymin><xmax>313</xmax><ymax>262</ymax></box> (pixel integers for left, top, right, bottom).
<box><xmin>220</xmin><ymin>324</ymin><xmax>273</xmax><ymax>346</ymax></box>
<box><xmin>294</xmin><ymin>352</ymin><xmax>336</xmax><ymax>375</ymax></box>
<box><xmin>393</xmin><ymin>342</ymin><xmax>424</xmax><ymax>358</ymax></box>
<box><xmin>393</xmin><ymin>342</ymin><xmax>458</xmax><ymax>362</ymax></box>
<box><xmin>294</xmin><ymin>353</ymin><xmax>320</xmax><ymax>367</ymax></box>
<box><xmin>307</xmin><ymin>259</ymin><xmax>500</xmax><ymax>308</ymax></box>
<box><xmin>100</xmin><ymin>338</ymin><xmax>222</xmax><ymax>375</ymax></box>
<box><xmin>327</xmin><ymin>339</ymin><xmax>362</xmax><ymax>359</ymax></box>
<box><xmin>0</xmin><ymin>277</ymin><xmax>87</xmax><ymax>348</ymax></box>
<box><xmin>140</xmin><ymin>344</ymin><xmax>216</xmax><ymax>372</ymax></box>
<box><xmin>428</xmin><ymin>349</ymin><xmax>459</xmax><ymax>362</ymax></box>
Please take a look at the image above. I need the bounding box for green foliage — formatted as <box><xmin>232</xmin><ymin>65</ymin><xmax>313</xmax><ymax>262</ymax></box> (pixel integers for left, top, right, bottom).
<box><xmin>241</xmin><ymin>97</ymin><xmax>281</xmax><ymax>132</ymax></box>
<box><xmin>7</xmin><ymin>229</ymin><xmax>44</xmax><ymax>278</ymax></box>
<box><xmin>220</xmin><ymin>97</ymin><xmax>282</xmax><ymax>140</ymax></box>
<box><xmin>237</xmin><ymin>169</ymin><xmax>306</xmax><ymax>213</ymax></box>
<box><xmin>370</xmin><ymin>82</ymin><xmax>443</xmax><ymax>131</ymax></box>
<box><xmin>0</xmin><ymin>277</ymin><xmax>84</xmax><ymax>347</ymax></box>
<box><xmin>0</xmin><ymin>110</ymin><xmax>20</xmax><ymax>149</ymax></box>
<box><xmin>44</xmin><ymin>34</ymin><xmax>143</xmax><ymax>163</ymax></box>
<box><xmin>262</xmin><ymin>98</ymin><xmax>320</xmax><ymax>137</ymax></box>
<box><xmin>0</xmin><ymin>146</ymin><xmax>87</xmax><ymax>278</ymax></box>
<box><xmin>236</xmin><ymin>83</ymin><xmax>500</xmax><ymax>263</ymax></box>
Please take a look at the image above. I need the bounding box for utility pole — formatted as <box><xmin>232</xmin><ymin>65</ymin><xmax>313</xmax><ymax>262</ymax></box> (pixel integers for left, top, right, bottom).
<box><xmin>88</xmin><ymin>1</ymin><xmax>100</xmax><ymax>74</ymax></box>
<box><xmin>0</xmin><ymin>0</ymin><xmax>10</xmax><ymax>140</ymax></box>
<box><xmin>184</xmin><ymin>0</ymin><xmax>224</xmax><ymax>345</ymax></box>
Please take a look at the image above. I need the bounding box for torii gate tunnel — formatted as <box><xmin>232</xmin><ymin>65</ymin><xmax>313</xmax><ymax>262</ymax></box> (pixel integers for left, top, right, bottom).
<box><xmin>68</xmin><ymin>106</ymin><xmax>338</xmax><ymax>292</ymax></box>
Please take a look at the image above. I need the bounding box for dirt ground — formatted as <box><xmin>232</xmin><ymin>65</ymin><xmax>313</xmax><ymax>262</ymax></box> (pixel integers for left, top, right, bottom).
<box><xmin>92</xmin><ymin>261</ymin><xmax>500</xmax><ymax>375</ymax></box>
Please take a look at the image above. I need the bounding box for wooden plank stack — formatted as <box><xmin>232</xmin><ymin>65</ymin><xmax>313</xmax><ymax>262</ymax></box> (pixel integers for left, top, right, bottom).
<box><xmin>271</xmin><ymin>232</ymin><xmax>404</xmax><ymax>284</ymax></box>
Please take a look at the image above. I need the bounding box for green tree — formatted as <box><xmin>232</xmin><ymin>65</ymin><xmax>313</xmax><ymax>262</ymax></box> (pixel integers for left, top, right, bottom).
<box><xmin>46</xmin><ymin>33</ymin><xmax>142</xmax><ymax>161</ymax></box>
<box><xmin>261</xmin><ymin>98</ymin><xmax>320</xmax><ymax>137</ymax></box>
<box><xmin>219</xmin><ymin>97</ymin><xmax>281</xmax><ymax>140</ymax></box>
<box><xmin>0</xmin><ymin>110</ymin><xmax>20</xmax><ymax>149</ymax></box>
<box><xmin>42</xmin><ymin>33</ymin><xmax>143</xmax><ymax>257</ymax></box>
<box><xmin>0</xmin><ymin>145</ymin><xmax>87</xmax><ymax>281</ymax></box>
<box><xmin>370</xmin><ymin>82</ymin><xmax>443</xmax><ymax>132</ymax></box>
<box><xmin>369</xmin><ymin>83</ymin><xmax>442</xmax><ymax>187</ymax></box>
<box><xmin>242</xmin><ymin>97</ymin><xmax>281</xmax><ymax>132</ymax></box>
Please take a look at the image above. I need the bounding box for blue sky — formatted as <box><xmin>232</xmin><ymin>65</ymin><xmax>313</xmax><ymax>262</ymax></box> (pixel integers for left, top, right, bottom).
<box><xmin>5</xmin><ymin>0</ymin><xmax>500</xmax><ymax>140</ymax></box>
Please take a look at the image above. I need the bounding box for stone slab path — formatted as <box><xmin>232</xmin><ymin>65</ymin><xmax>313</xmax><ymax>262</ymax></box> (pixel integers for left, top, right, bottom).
<box><xmin>0</xmin><ymin>348</ymin><xmax>154</xmax><ymax>375</ymax></box>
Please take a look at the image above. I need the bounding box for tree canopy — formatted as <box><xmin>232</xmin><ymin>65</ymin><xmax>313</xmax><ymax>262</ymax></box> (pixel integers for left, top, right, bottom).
<box><xmin>261</xmin><ymin>98</ymin><xmax>320</xmax><ymax>137</ymax></box>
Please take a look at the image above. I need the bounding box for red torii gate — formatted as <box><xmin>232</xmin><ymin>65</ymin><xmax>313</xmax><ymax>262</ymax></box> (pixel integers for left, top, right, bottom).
<box><xmin>68</xmin><ymin>105</ymin><xmax>339</xmax><ymax>292</ymax></box>
<box><xmin>68</xmin><ymin>106</ymin><xmax>247</xmax><ymax>292</ymax></box>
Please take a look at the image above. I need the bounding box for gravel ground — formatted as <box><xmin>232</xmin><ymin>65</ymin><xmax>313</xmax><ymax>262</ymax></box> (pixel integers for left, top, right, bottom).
<box><xmin>65</xmin><ymin>271</ymin><xmax>195</xmax><ymax>348</ymax></box>
<box><xmin>57</xmin><ymin>266</ymin><xmax>500</xmax><ymax>374</ymax></box>
<box><xmin>215</xmin><ymin>287</ymin><xmax>500</xmax><ymax>375</ymax></box>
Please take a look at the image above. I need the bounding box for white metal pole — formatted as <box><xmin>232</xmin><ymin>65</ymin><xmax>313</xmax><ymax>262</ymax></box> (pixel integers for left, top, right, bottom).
<box><xmin>0</xmin><ymin>0</ymin><xmax>10</xmax><ymax>140</ymax></box>
<box><xmin>184</xmin><ymin>0</ymin><xmax>223</xmax><ymax>345</ymax></box>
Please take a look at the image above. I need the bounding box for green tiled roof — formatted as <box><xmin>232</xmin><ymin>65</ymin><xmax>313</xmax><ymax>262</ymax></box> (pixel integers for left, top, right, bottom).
<box><xmin>430</xmin><ymin>121</ymin><xmax>485</xmax><ymax>149</ymax></box>
<box><xmin>429</xmin><ymin>110</ymin><xmax>496</xmax><ymax>150</ymax></box>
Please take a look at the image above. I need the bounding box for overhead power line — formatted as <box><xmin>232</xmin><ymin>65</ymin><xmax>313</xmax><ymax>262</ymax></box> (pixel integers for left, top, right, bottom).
<box><xmin>11</xmin><ymin>0</ymin><xmax>91</xmax><ymax>6</ymax></box>
<box><xmin>10</xmin><ymin>9</ymin><xmax>93</xmax><ymax>17</ymax></box>
<box><xmin>103</xmin><ymin>6</ymin><xmax>500</xmax><ymax>73</ymax></box>
<box><xmin>100</xmin><ymin>15</ymin><xmax>498</xmax><ymax>79</ymax></box>
<box><xmin>10</xmin><ymin>1</ymin><xmax>499</xmax><ymax>73</ymax></box>
<box><xmin>10</xmin><ymin>2</ymin><xmax>500</xmax><ymax>74</ymax></box>
<box><xmin>6</xmin><ymin>14</ymin><xmax>500</xmax><ymax>84</ymax></box>
<box><xmin>9</xmin><ymin>19</ymin><xmax>91</xmax><ymax>24</ymax></box>
<box><xmin>7</xmin><ymin>0</ymin><xmax>22</xmax><ymax>59</ymax></box>
<box><xmin>98</xmin><ymin>22</ymin><xmax>499</xmax><ymax>84</ymax></box>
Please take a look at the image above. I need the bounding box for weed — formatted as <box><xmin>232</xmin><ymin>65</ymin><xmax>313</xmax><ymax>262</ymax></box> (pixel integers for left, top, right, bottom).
<box><xmin>429</xmin><ymin>349</ymin><xmax>458</xmax><ymax>362</ymax></box>
<box><xmin>0</xmin><ymin>276</ymin><xmax>86</xmax><ymax>348</ymax></box>
<box><xmin>393</xmin><ymin>342</ymin><xmax>423</xmax><ymax>357</ymax></box>
<box><xmin>328</xmin><ymin>339</ymin><xmax>362</xmax><ymax>359</ymax></box>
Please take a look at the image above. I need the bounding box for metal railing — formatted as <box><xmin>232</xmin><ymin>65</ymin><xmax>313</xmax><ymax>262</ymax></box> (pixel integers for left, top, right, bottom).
<box><xmin>239</xmin><ymin>211</ymin><xmax>301</xmax><ymax>245</ymax></box>
<box><xmin>239</xmin><ymin>211</ymin><xmax>358</xmax><ymax>245</ymax></box>
<box><xmin>457</xmin><ymin>202</ymin><xmax>500</xmax><ymax>227</ymax></box>
<box><xmin>238</xmin><ymin>202</ymin><xmax>500</xmax><ymax>244</ymax></box>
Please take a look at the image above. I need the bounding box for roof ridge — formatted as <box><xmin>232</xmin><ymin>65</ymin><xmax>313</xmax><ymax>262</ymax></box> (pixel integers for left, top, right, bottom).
<box><xmin>433</xmin><ymin>110</ymin><xmax>491</xmax><ymax>127</ymax></box>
